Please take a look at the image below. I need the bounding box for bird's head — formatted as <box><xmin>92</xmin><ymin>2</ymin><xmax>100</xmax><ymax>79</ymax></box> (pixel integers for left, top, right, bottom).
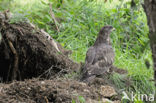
<box><xmin>100</xmin><ymin>25</ymin><xmax>115</xmax><ymax>35</ymax></box>
<box><xmin>97</xmin><ymin>25</ymin><xmax>115</xmax><ymax>44</ymax></box>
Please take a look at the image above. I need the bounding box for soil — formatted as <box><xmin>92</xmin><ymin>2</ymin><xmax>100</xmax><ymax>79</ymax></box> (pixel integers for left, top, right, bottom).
<box><xmin>0</xmin><ymin>12</ymin><xmax>80</xmax><ymax>82</ymax></box>
<box><xmin>0</xmin><ymin>79</ymin><xmax>120</xmax><ymax>103</ymax></box>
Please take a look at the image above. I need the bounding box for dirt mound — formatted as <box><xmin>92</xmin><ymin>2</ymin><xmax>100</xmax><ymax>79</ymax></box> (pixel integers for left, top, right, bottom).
<box><xmin>0</xmin><ymin>79</ymin><xmax>120</xmax><ymax>103</ymax></box>
<box><xmin>0</xmin><ymin>11</ymin><xmax>80</xmax><ymax>82</ymax></box>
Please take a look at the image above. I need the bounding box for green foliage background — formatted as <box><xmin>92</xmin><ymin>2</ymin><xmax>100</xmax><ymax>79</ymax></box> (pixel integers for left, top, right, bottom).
<box><xmin>0</xmin><ymin>0</ymin><xmax>155</xmax><ymax>102</ymax></box>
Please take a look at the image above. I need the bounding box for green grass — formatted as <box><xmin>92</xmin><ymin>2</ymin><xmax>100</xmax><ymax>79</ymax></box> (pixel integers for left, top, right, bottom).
<box><xmin>0</xmin><ymin>0</ymin><xmax>155</xmax><ymax>102</ymax></box>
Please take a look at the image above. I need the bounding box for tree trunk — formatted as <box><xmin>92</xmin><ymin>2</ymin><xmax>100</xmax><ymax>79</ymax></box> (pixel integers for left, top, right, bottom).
<box><xmin>143</xmin><ymin>0</ymin><xmax>156</xmax><ymax>86</ymax></box>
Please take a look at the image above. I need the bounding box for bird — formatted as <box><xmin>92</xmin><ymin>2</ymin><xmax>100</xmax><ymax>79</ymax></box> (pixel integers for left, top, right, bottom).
<box><xmin>81</xmin><ymin>25</ymin><xmax>115</xmax><ymax>82</ymax></box>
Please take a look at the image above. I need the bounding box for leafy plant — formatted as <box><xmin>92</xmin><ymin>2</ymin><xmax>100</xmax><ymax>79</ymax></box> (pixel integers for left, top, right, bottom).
<box><xmin>78</xmin><ymin>96</ymin><xmax>85</xmax><ymax>103</ymax></box>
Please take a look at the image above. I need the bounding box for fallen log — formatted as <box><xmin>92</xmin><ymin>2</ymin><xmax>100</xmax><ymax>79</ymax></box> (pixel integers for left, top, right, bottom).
<box><xmin>0</xmin><ymin>12</ymin><xmax>80</xmax><ymax>82</ymax></box>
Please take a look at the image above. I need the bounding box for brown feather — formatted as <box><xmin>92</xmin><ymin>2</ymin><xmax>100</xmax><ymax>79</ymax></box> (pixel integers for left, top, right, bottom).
<box><xmin>81</xmin><ymin>26</ymin><xmax>115</xmax><ymax>82</ymax></box>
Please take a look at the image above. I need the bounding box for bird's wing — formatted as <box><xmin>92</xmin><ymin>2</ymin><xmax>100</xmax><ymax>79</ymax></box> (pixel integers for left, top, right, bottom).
<box><xmin>93</xmin><ymin>44</ymin><xmax>114</xmax><ymax>65</ymax></box>
<box><xmin>101</xmin><ymin>45</ymin><xmax>115</xmax><ymax>66</ymax></box>
<box><xmin>83</xmin><ymin>46</ymin><xmax>96</xmax><ymax>70</ymax></box>
<box><xmin>86</xmin><ymin>47</ymin><xmax>96</xmax><ymax>64</ymax></box>
<box><xmin>90</xmin><ymin>44</ymin><xmax>115</xmax><ymax>75</ymax></box>
<box><xmin>81</xmin><ymin>46</ymin><xmax>96</xmax><ymax>80</ymax></box>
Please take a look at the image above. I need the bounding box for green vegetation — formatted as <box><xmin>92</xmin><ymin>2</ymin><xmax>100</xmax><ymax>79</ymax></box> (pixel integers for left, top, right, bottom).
<box><xmin>0</xmin><ymin>0</ymin><xmax>155</xmax><ymax>102</ymax></box>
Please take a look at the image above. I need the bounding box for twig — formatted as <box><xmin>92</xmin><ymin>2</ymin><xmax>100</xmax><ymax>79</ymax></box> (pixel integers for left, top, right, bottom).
<box><xmin>49</xmin><ymin>3</ymin><xmax>60</xmax><ymax>32</ymax></box>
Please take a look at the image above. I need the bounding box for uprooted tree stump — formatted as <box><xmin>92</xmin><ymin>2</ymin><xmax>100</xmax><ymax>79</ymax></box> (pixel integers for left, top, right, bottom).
<box><xmin>0</xmin><ymin>12</ymin><xmax>80</xmax><ymax>82</ymax></box>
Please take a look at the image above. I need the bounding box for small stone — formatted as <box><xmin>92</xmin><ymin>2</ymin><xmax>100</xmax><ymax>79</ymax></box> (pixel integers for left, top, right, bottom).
<box><xmin>114</xmin><ymin>100</ymin><xmax>121</xmax><ymax>103</ymax></box>
<box><xmin>79</xmin><ymin>82</ymin><xmax>87</xmax><ymax>87</ymax></box>
<box><xmin>100</xmin><ymin>85</ymin><xmax>117</xmax><ymax>97</ymax></box>
<box><xmin>102</xmin><ymin>98</ymin><xmax>113</xmax><ymax>103</ymax></box>
<box><xmin>83</xmin><ymin>89</ymin><xmax>90</xmax><ymax>93</ymax></box>
<box><xmin>41</xmin><ymin>81</ymin><xmax>45</xmax><ymax>84</ymax></box>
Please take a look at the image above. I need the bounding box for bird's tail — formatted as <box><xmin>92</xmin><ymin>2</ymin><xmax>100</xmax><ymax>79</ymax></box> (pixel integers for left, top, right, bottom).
<box><xmin>80</xmin><ymin>68</ymin><xmax>96</xmax><ymax>83</ymax></box>
<box><xmin>80</xmin><ymin>73</ymin><xmax>96</xmax><ymax>83</ymax></box>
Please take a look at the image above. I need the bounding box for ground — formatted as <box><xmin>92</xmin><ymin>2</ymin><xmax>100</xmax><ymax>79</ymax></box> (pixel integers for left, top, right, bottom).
<box><xmin>0</xmin><ymin>79</ymin><xmax>120</xmax><ymax>103</ymax></box>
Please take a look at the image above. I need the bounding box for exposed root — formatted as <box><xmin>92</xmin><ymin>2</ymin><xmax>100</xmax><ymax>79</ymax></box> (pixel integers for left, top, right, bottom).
<box><xmin>6</xmin><ymin>32</ymin><xmax>20</xmax><ymax>80</ymax></box>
